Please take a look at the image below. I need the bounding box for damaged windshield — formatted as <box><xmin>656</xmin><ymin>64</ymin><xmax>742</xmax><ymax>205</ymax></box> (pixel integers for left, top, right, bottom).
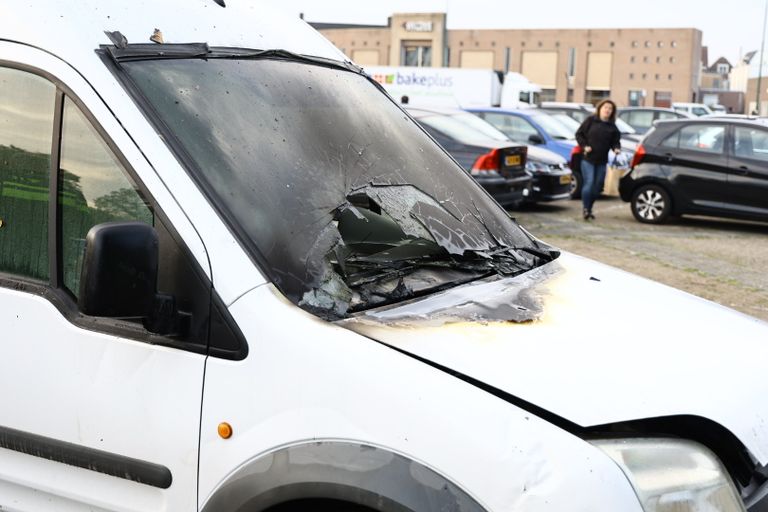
<box><xmin>118</xmin><ymin>54</ymin><xmax>557</xmax><ymax>318</ymax></box>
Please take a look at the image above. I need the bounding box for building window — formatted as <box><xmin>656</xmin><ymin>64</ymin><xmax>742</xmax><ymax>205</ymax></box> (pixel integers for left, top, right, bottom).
<box><xmin>459</xmin><ymin>41</ymin><xmax>464</xmax><ymax>46</ymax></box>
<box><xmin>668</xmin><ymin>73</ymin><xmax>673</xmax><ymax>80</ymax></box>
<box><xmin>658</xmin><ymin>41</ymin><xmax>664</xmax><ymax>47</ymax></box>
<box><xmin>585</xmin><ymin>90</ymin><xmax>610</xmax><ymax>104</ymax></box>
<box><xmin>644</xmin><ymin>40</ymin><xmax>651</xmax><ymax>47</ymax></box>
<box><xmin>654</xmin><ymin>91</ymin><xmax>672</xmax><ymax>108</ymax></box>
<box><xmin>632</xmin><ymin>41</ymin><xmax>638</xmax><ymax>47</ymax></box>
<box><xmin>491</xmin><ymin>41</ymin><xmax>496</xmax><ymax>47</ymax></box>
<box><xmin>610</xmin><ymin>41</ymin><xmax>615</xmax><ymax>47</ymax></box>
<box><xmin>656</xmin><ymin>56</ymin><xmax>661</xmax><ymax>63</ymax></box>
<box><xmin>643</xmin><ymin>56</ymin><xmax>649</xmax><ymax>63</ymax></box>
<box><xmin>630</xmin><ymin>56</ymin><xmax>635</xmax><ymax>63</ymax></box>
<box><xmin>537</xmin><ymin>41</ymin><xmax>543</xmax><ymax>47</ymax></box>
<box><xmin>671</xmin><ymin>41</ymin><xmax>677</xmax><ymax>48</ymax></box>
<box><xmin>717</xmin><ymin>63</ymin><xmax>729</xmax><ymax>74</ymax></box>
<box><xmin>642</xmin><ymin>73</ymin><xmax>647</xmax><ymax>80</ymax></box>
<box><xmin>670</xmin><ymin>56</ymin><xmax>676</xmax><ymax>63</ymax></box>
<box><xmin>655</xmin><ymin>74</ymin><xmax>660</xmax><ymax>80</ymax></box>
<box><xmin>629</xmin><ymin>73</ymin><xmax>635</xmax><ymax>79</ymax></box>
<box><xmin>403</xmin><ymin>43</ymin><xmax>432</xmax><ymax>67</ymax></box>
<box><xmin>587</xmin><ymin>41</ymin><xmax>592</xmax><ymax>47</ymax></box>
<box><xmin>555</xmin><ymin>41</ymin><xmax>560</xmax><ymax>47</ymax></box>
<box><xmin>521</xmin><ymin>41</ymin><xmax>526</xmax><ymax>47</ymax></box>
<box><xmin>628</xmin><ymin>90</ymin><xmax>644</xmax><ymax>106</ymax></box>
<box><xmin>363</xmin><ymin>41</ymin><xmax>367</xmax><ymax>46</ymax></box>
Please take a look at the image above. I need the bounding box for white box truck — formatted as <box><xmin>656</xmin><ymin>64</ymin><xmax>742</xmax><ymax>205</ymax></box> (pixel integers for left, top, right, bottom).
<box><xmin>366</xmin><ymin>66</ymin><xmax>541</xmax><ymax>109</ymax></box>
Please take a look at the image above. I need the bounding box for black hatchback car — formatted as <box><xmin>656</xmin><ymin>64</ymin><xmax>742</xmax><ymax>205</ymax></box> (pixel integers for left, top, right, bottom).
<box><xmin>619</xmin><ymin>118</ymin><xmax>768</xmax><ymax>224</ymax></box>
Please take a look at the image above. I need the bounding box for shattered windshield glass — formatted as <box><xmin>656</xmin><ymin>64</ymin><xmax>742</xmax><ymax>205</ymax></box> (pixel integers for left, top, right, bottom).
<box><xmin>120</xmin><ymin>56</ymin><xmax>557</xmax><ymax>318</ymax></box>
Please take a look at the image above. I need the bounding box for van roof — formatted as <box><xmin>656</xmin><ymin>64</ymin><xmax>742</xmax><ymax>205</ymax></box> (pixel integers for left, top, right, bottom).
<box><xmin>2</xmin><ymin>0</ymin><xmax>345</xmax><ymax>72</ymax></box>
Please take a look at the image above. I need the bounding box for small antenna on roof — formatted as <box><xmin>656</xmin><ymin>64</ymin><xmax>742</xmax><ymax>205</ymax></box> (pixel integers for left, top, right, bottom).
<box><xmin>213</xmin><ymin>0</ymin><xmax>226</xmax><ymax>6</ymax></box>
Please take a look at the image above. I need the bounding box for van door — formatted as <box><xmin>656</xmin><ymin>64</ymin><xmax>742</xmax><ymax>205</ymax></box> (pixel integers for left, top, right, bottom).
<box><xmin>728</xmin><ymin>124</ymin><xmax>768</xmax><ymax>218</ymax></box>
<box><xmin>0</xmin><ymin>63</ymin><xmax>207</xmax><ymax>511</ymax></box>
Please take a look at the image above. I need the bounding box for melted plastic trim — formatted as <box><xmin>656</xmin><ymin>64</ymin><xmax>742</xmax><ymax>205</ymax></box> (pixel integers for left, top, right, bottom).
<box><xmin>0</xmin><ymin>424</ymin><xmax>172</xmax><ymax>489</ymax></box>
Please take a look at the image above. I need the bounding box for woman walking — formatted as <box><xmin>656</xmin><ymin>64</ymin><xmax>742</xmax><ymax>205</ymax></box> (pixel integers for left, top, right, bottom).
<box><xmin>575</xmin><ymin>99</ymin><xmax>621</xmax><ymax>220</ymax></box>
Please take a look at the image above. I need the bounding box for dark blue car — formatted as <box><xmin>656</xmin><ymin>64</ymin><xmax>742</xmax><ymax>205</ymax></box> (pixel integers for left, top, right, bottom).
<box><xmin>466</xmin><ymin>107</ymin><xmax>577</xmax><ymax>161</ymax></box>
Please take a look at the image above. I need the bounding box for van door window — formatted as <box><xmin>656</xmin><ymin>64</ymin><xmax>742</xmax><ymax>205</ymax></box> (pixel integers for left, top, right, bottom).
<box><xmin>58</xmin><ymin>96</ymin><xmax>153</xmax><ymax>298</ymax></box>
<box><xmin>0</xmin><ymin>67</ymin><xmax>56</xmax><ymax>280</ymax></box>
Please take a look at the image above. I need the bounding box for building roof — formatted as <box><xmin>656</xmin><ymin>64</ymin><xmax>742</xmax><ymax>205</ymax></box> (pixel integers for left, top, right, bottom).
<box><xmin>309</xmin><ymin>21</ymin><xmax>389</xmax><ymax>30</ymax></box>
<box><xmin>706</xmin><ymin>56</ymin><xmax>733</xmax><ymax>73</ymax></box>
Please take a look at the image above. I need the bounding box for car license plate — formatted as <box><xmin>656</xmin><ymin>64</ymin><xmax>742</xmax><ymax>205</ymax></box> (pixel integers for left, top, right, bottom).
<box><xmin>505</xmin><ymin>155</ymin><xmax>521</xmax><ymax>166</ymax></box>
<box><xmin>559</xmin><ymin>175</ymin><xmax>571</xmax><ymax>184</ymax></box>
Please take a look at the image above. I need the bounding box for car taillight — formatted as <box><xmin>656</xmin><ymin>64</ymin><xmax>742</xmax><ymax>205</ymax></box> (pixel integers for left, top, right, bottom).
<box><xmin>630</xmin><ymin>144</ymin><xmax>646</xmax><ymax>169</ymax></box>
<box><xmin>471</xmin><ymin>149</ymin><xmax>500</xmax><ymax>173</ymax></box>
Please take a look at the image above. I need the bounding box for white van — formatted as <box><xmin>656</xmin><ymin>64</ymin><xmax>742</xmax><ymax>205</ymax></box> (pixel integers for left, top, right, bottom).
<box><xmin>672</xmin><ymin>102</ymin><xmax>714</xmax><ymax>116</ymax></box>
<box><xmin>1</xmin><ymin>1</ymin><xmax>767</xmax><ymax>511</ymax></box>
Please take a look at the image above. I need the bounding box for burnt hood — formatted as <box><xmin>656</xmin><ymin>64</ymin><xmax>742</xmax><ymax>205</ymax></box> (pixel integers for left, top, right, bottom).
<box><xmin>339</xmin><ymin>252</ymin><xmax>768</xmax><ymax>465</ymax></box>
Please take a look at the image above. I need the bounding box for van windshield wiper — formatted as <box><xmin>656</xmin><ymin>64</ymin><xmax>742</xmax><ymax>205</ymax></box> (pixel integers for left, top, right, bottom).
<box><xmin>102</xmin><ymin>36</ymin><xmax>362</xmax><ymax>73</ymax></box>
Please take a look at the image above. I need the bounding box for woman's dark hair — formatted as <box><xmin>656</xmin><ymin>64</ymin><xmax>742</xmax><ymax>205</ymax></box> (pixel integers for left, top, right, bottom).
<box><xmin>594</xmin><ymin>99</ymin><xmax>617</xmax><ymax>122</ymax></box>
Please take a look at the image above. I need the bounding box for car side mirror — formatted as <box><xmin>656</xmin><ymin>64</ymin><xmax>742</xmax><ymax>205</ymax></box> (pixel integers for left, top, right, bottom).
<box><xmin>79</xmin><ymin>222</ymin><xmax>189</xmax><ymax>335</ymax></box>
<box><xmin>528</xmin><ymin>134</ymin><xmax>544</xmax><ymax>144</ymax></box>
<box><xmin>79</xmin><ymin>221</ymin><xmax>158</xmax><ymax>317</ymax></box>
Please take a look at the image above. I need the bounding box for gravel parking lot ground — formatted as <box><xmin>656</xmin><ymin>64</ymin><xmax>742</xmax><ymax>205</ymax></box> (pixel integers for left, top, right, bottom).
<box><xmin>510</xmin><ymin>195</ymin><xmax>768</xmax><ymax>322</ymax></box>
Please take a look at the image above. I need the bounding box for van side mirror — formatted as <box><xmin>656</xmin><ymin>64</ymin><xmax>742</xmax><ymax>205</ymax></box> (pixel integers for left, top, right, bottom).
<box><xmin>528</xmin><ymin>134</ymin><xmax>544</xmax><ymax>144</ymax></box>
<box><xmin>79</xmin><ymin>221</ymin><xmax>158</xmax><ymax>318</ymax></box>
<box><xmin>79</xmin><ymin>222</ymin><xmax>189</xmax><ymax>336</ymax></box>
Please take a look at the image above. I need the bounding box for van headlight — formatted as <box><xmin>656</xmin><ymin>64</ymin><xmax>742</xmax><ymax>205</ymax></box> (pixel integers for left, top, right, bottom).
<box><xmin>591</xmin><ymin>438</ymin><xmax>745</xmax><ymax>512</ymax></box>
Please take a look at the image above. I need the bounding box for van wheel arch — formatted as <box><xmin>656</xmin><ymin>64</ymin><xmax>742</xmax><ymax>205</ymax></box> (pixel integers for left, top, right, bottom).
<box><xmin>200</xmin><ymin>441</ymin><xmax>486</xmax><ymax>512</ymax></box>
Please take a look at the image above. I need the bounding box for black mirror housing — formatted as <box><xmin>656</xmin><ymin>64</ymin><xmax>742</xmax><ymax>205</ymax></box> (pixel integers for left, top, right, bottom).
<box><xmin>79</xmin><ymin>221</ymin><xmax>159</xmax><ymax>318</ymax></box>
<box><xmin>528</xmin><ymin>134</ymin><xmax>544</xmax><ymax>144</ymax></box>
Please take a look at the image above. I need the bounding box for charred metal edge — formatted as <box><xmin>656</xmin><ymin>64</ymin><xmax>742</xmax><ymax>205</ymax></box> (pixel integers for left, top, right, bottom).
<box><xmin>0</xmin><ymin>424</ymin><xmax>172</xmax><ymax>489</ymax></box>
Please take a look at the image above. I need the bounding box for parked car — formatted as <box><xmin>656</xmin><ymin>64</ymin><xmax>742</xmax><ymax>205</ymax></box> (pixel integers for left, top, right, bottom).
<box><xmin>406</xmin><ymin>106</ymin><xmax>531</xmax><ymax>206</ymax></box>
<box><xmin>540</xmin><ymin>101</ymin><xmax>595</xmax><ymax>123</ymax></box>
<box><xmin>524</xmin><ymin>144</ymin><xmax>573</xmax><ymax>202</ymax></box>
<box><xmin>672</xmin><ymin>102</ymin><xmax>714</xmax><ymax>117</ymax></box>
<box><xmin>617</xmin><ymin>106</ymin><xmax>694</xmax><ymax>134</ymax></box>
<box><xmin>620</xmin><ymin>118</ymin><xmax>768</xmax><ymax>224</ymax></box>
<box><xmin>4</xmin><ymin>2</ymin><xmax>768</xmax><ymax>512</ymax></box>
<box><xmin>467</xmin><ymin>107</ymin><xmax>578</xmax><ymax>160</ymax></box>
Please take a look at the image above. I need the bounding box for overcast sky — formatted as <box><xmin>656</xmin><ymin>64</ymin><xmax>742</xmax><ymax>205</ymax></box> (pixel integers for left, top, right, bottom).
<box><xmin>263</xmin><ymin>0</ymin><xmax>767</xmax><ymax>66</ymax></box>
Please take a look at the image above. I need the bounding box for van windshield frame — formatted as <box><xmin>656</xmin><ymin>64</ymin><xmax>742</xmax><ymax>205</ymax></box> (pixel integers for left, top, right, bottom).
<box><xmin>107</xmin><ymin>50</ymin><xmax>557</xmax><ymax>318</ymax></box>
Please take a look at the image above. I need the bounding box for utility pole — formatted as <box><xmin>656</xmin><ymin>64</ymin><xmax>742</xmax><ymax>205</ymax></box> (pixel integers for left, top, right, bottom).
<box><xmin>757</xmin><ymin>0</ymin><xmax>768</xmax><ymax>114</ymax></box>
